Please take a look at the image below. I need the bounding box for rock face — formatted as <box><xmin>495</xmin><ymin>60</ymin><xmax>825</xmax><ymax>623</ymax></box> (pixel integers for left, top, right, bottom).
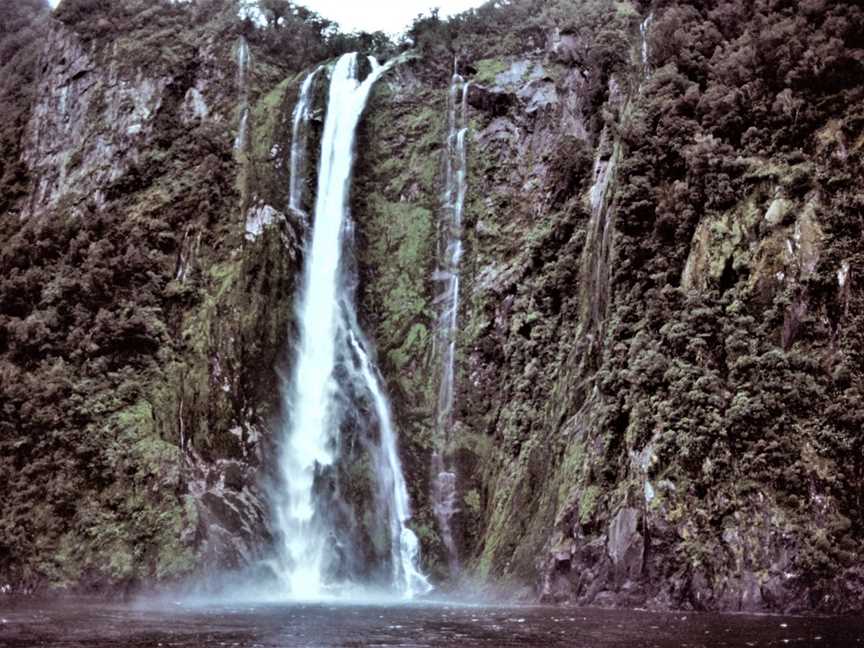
<box><xmin>22</xmin><ymin>26</ymin><xmax>166</xmax><ymax>219</ymax></box>
<box><xmin>353</xmin><ymin>0</ymin><xmax>864</xmax><ymax>615</ymax></box>
<box><xmin>2</xmin><ymin>0</ymin><xmax>864</xmax><ymax>614</ymax></box>
<box><xmin>0</xmin><ymin>4</ymin><xmax>303</xmax><ymax>593</ymax></box>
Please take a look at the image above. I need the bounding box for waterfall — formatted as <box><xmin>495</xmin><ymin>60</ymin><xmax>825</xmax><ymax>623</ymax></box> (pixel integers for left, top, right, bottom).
<box><xmin>344</xmin><ymin>321</ymin><xmax>430</xmax><ymax>597</ymax></box>
<box><xmin>274</xmin><ymin>52</ymin><xmax>430</xmax><ymax>599</ymax></box>
<box><xmin>582</xmin><ymin>129</ymin><xmax>619</xmax><ymax>338</ymax></box>
<box><xmin>234</xmin><ymin>37</ymin><xmax>250</xmax><ymax>151</ymax></box>
<box><xmin>639</xmin><ymin>13</ymin><xmax>653</xmax><ymax>74</ymax></box>
<box><xmin>430</xmin><ymin>63</ymin><xmax>470</xmax><ymax>571</ymax></box>
<box><xmin>288</xmin><ymin>68</ymin><xmax>321</xmax><ymax>220</ymax></box>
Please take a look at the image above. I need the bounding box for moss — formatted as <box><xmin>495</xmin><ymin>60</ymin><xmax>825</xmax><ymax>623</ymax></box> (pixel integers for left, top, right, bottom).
<box><xmin>556</xmin><ymin>440</ymin><xmax>585</xmax><ymax>504</ymax></box>
<box><xmin>464</xmin><ymin>489</ymin><xmax>481</xmax><ymax>514</ymax></box>
<box><xmin>250</xmin><ymin>75</ymin><xmax>297</xmax><ymax>160</ymax></box>
<box><xmin>473</xmin><ymin>58</ymin><xmax>508</xmax><ymax>86</ymax></box>
<box><xmin>614</xmin><ymin>0</ymin><xmax>638</xmax><ymax>18</ymax></box>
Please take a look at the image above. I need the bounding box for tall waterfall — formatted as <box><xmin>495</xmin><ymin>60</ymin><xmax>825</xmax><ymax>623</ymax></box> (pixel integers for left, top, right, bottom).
<box><xmin>430</xmin><ymin>63</ymin><xmax>470</xmax><ymax>571</ymax></box>
<box><xmin>234</xmin><ymin>37</ymin><xmax>250</xmax><ymax>151</ymax></box>
<box><xmin>273</xmin><ymin>53</ymin><xmax>430</xmax><ymax>599</ymax></box>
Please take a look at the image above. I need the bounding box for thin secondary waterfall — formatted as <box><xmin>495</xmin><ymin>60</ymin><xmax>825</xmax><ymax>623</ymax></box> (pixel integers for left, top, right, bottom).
<box><xmin>288</xmin><ymin>68</ymin><xmax>321</xmax><ymax>219</ymax></box>
<box><xmin>274</xmin><ymin>52</ymin><xmax>430</xmax><ymax>599</ymax></box>
<box><xmin>639</xmin><ymin>13</ymin><xmax>653</xmax><ymax>75</ymax></box>
<box><xmin>234</xmin><ymin>37</ymin><xmax>250</xmax><ymax>151</ymax></box>
<box><xmin>582</xmin><ymin>129</ymin><xmax>619</xmax><ymax>336</ymax></box>
<box><xmin>430</xmin><ymin>63</ymin><xmax>470</xmax><ymax>571</ymax></box>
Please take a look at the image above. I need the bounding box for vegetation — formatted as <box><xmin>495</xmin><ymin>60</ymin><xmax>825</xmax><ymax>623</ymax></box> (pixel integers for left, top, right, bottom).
<box><xmin>397</xmin><ymin>0</ymin><xmax>864</xmax><ymax>610</ymax></box>
<box><xmin>1</xmin><ymin>0</ymin><xmax>863</xmax><ymax>610</ymax></box>
<box><xmin>0</xmin><ymin>0</ymin><xmax>285</xmax><ymax>589</ymax></box>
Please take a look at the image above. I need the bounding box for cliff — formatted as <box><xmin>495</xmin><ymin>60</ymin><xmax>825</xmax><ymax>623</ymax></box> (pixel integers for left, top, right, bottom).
<box><xmin>1</xmin><ymin>0</ymin><xmax>863</xmax><ymax>614</ymax></box>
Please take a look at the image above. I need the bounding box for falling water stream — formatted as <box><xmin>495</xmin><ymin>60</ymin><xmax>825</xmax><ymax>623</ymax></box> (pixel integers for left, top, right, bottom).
<box><xmin>639</xmin><ymin>13</ymin><xmax>653</xmax><ymax>75</ymax></box>
<box><xmin>287</xmin><ymin>67</ymin><xmax>321</xmax><ymax>219</ymax></box>
<box><xmin>430</xmin><ymin>63</ymin><xmax>470</xmax><ymax>571</ymax></box>
<box><xmin>234</xmin><ymin>37</ymin><xmax>250</xmax><ymax>151</ymax></box>
<box><xmin>272</xmin><ymin>52</ymin><xmax>430</xmax><ymax>600</ymax></box>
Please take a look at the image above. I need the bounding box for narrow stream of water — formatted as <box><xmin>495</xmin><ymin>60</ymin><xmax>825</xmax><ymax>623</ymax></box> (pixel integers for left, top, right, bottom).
<box><xmin>430</xmin><ymin>59</ymin><xmax>471</xmax><ymax>573</ymax></box>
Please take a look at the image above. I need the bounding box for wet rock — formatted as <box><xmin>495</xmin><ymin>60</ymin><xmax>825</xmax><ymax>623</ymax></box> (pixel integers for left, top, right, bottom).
<box><xmin>477</xmin><ymin>117</ymin><xmax>519</xmax><ymax>147</ymax></box>
<box><xmin>547</xmin><ymin>29</ymin><xmax>582</xmax><ymax>65</ymax></box>
<box><xmin>223</xmin><ymin>461</ymin><xmax>245</xmax><ymax>492</ymax></box>
<box><xmin>764</xmin><ymin>196</ymin><xmax>794</xmax><ymax>226</ymax></box>
<box><xmin>689</xmin><ymin>569</ymin><xmax>715</xmax><ymax>610</ymax></box>
<box><xmin>517</xmin><ymin>79</ymin><xmax>558</xmax><ymax>114</ymax></box>
<box><xmin>245</xmin><ymin>203</ymin><xmax>282</xmax><ymax>241</ymax></box>
<box><xmin>467</xmin><ymin>84</ymin><xmax>516</xmax><ymax>117</ymax></box>
<box><xmin>607</xmin><ymin>507</ymin><xmax>644</xmax><ymax>582</ymax></box>
<box><xmin>183</xmin><ymin>444</ymin><xmax>272</xmax><ymax>574</ymax></box>
<box><xmin>180</xmin><ymin>86</ymin><xmax>209</xmax><ymax>123</ymax></box>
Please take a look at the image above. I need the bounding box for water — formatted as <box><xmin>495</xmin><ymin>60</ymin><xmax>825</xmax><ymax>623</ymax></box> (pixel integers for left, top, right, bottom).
<box><xmin>581</xmin><ymin>129</ymin><xmax>618</xmax><ymax>334</ymax></box>
<box><xmin>430</xmin><ymin>62</ymin><xmax>470</xmax><ymax>572</ymax></box>
<box><xmin>288</xmin><ymin>68</ymin><xmax>321</xmax><ymax>220</ymax></box>
<box><xmin>639</xmin><ymin>13</ymin><xmax>653</xmax><ymax>72</ymax></box>
<box><xmin>234</xmin><ymin>37</ymin><xmax>251</xmax><ymax>151</ymax></box>
<box><xmin>2</xmin><ymin>600</ymin><xmax>862</xmax><ymax>647</ymax></box>
<box><xmin>272</xmin><ymin>53</ymin><xmax>429</xmax><ymax>599</ymax></box>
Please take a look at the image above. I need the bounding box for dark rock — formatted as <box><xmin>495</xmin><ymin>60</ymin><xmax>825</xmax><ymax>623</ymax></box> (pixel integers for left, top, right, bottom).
<box><xmin>547</xmin><ymin>30</ymin><xmax>582</xmax><ymax>65</ymax></box>
<box><xmin>223</xmin><ymin>461</ymin><xmax>245</xmax><ymax>492</ymax></box>
<box><xmin>467</xmin><ymin>84</ymin><xmax>516</xmax><ymax>117</ymax></box>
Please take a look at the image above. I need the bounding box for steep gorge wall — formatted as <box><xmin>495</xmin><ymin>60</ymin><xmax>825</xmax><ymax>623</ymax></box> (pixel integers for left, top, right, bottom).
<box><xmin>354</xmin><ymin>0</ymin><xmax>864</xmax><ymax>613</ymax></box>
<box><xmin>1</xmin><ymin>0</ymin><xmax>863</xmax><ymax>614</ymax></box>
<box><xmin>0</xmin><ymin>2</ymin><xmax>306</xmax><ymax>592</ymax></box>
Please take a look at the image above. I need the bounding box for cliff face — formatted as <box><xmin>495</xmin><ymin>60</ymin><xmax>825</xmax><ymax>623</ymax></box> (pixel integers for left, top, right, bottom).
<box><xmin>0</xmin><ymin>0</ymin><xmax>303</xmax><ymax>591</ymax></box>
<box><xmin>1</xmin><ymin>0</ymin><xmax>863</xmax><ymax>613</ymax></box>
<box><xmin>355</xmin><ymin>0</ymin><xmax>864</xmax><ymax>613</ymax></box>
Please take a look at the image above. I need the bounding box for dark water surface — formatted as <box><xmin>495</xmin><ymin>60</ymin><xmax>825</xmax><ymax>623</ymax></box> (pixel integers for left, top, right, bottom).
<box><xmin>1</xmin><ymin>599</ymin><xmax>863</xmax><ymax>647</ymax></box>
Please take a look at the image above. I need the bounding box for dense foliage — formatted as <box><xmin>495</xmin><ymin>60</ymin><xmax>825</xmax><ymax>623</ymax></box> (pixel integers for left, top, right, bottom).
<box><xmin>399</xmin><ymin>0</ymin><xmax>864</xmax><ymax>609</ymax></box>
<box><xmin>1</xmin><ymin>0</ymin><xmax>863</xmax><ymax>608</ymax></box>
<box><xmin>602</xmin><ymin>0</ymin><xmax>864</xmax><ymax>598</ymax></box>
<box><xmin>0</xmin><ymin>0</ymin><xmax>258</xmax><ymax>588</ymax></box>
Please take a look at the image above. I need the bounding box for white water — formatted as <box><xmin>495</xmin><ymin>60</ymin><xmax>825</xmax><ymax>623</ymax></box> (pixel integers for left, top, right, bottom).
<box><xmin>639</xmin><ymin>13</ymin><xmax>653</xmax><ymax>73</ymax></box>
<box><xmin>234</xmin><ymin>37</ymin><xmax>250</xmax><ymax>151</ymax></box>
<box><xmin>345</xmin><ymin>323</ymin><xmax>430</xmax><ymax>597</ymax></box>
<box><xmin>274</xmin><ymin>53</ymin><xmax>430</xmax><ymax>600</ymax></box>
<box><xmin>430</xmin><ymin>64</ymin><xmax>470</xmax><ymax>570</ymax></box>
<box><xmin>288</xmin><ymin>68</ymin><xmax>321</xmax><ymax>219</ymax></box>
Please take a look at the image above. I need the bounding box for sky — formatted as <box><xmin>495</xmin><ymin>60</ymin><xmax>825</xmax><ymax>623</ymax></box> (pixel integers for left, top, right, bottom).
<box><xmin>47</xmin><ymin>0</ymin><xmax>490</xmax><ymax>35</ymax></box>
<box><xmin>299</xmin><ymin>0</ymin><xmax>487</xmax><ymax>34</ymax></box>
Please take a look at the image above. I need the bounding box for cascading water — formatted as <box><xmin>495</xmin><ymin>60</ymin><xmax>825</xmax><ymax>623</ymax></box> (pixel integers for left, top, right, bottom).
<box><xmin>273</xmin><ymin>52</ymin><xmax>430</xmax><ymax>600</ymax></box>
<box><xmin>234</xmin><ymin>37</ymin><xmax>250</xmax><ymax>151</ymax></box>
<box><xmin>639</xmin><ymin>13</ymin><xmax>653</xmax><ymax>75</ymax></box>
<box><xmin>582</xmin><ymin>129</ymin><xmax>619</xmax><ymax>334</ymax></box>
<box><xmin>430</xmin><ymin>62</ymin><xmax>470</xmax><ymax>571</ymax></box>
<box><xmin>288</xmin><ymin>68</ymin><xmax>321</xmax><ymax>219</ymax></box>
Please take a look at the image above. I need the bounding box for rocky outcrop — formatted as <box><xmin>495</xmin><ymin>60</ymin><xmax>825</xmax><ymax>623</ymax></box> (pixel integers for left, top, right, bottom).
<box><xmin>21</xmin><ymin>25</ymin><xmax>168</xmax><ymax>218</ymax></box>
<box><xmin>466</xmin><ymin>84</ymin><xmax>515</xmax><ymax>117</ymax></box>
